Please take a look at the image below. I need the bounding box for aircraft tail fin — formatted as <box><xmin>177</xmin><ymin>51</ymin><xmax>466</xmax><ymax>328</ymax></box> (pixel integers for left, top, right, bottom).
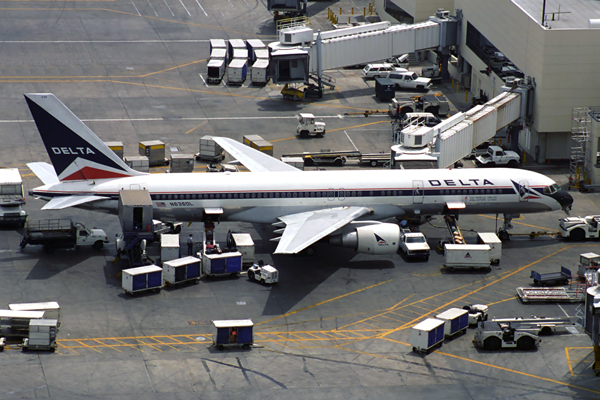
<box><xmin>24</xmin><ymin>93</ymin><xmax>145</xmax><ymax>182</ymax></box>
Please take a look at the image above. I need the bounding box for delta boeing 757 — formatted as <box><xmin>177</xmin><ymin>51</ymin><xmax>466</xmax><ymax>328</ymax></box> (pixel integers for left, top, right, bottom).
<box><xmin>24</xmin><ymin>93</ymin><xmax>573</xmax><ymax>255</ymax></box>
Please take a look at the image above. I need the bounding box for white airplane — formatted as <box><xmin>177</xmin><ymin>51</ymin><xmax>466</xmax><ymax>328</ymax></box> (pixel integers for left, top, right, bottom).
<box><xmin>25</xmin><ymin>93</ymin><xmax>573</xmax><ymax>255</ymax></box>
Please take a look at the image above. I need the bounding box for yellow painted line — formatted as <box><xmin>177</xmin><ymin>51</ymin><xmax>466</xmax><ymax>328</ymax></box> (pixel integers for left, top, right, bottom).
<box><xmin>338</xmin><ymin>294</ymin><xmax>414</xmax><ymax>329</ymax></box>
<box><xmin>477</xmin><ymin>214</ymin><xmax>553</xmax><ymax>231</ymax></box>
<box><xmin>378</xmin><ymin>246</ymin><xmax>570</xmax><ymax>338</ymax></box>
<box><xmin>270</xmin><ymin>136</ymin><xmax>296</xmax><ymax>143</ymax></box>
<box><xmin>565</xmin><ymin>346</ymin><xmax>595</xmax><ymax>376</ymax></box>
<box><xmin>326</xmin><ymin>120</ymin><xmax>388</xmax><ymax>133</ymax></box>
<box><xmin>185</xmin><ymin>120</ymin><xmax>207</xmax><ymax>135</ymax></box>
<box><xmin>438</xmin><ymin>350</ymin><xmax>600</xmax><ymax>395</ymax></box>
<box><xmin>485</xmin><ymin>297</ymin><xmax>516</xmax><ymax>306</ymax></box>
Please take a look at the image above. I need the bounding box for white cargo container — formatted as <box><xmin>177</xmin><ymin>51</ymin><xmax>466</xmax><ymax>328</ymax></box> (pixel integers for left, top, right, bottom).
<box><xmin>435</xmin><ymin>308</ymin><xmax>469</xmax><ymax>338</ymax></box>
<box><xmin>444</xmin><ymin>244</ymin><xmax>491</xmax><ymax>270</ymax></box>
<box><xmin>251</xmin><ymin>59</ymin><xmax>269</xmax><ymax>84</ymax></box>
<box><xmin>124</xmin><ymin>156</ymin><xmax>150</xmax><ymax>172</ymax></box>
<box><xmin>162</xmin><ymin>256</ymin><xmax>201</xmax><ymax>285</ymax></box>
<box><xmin>232</xmin><ymin>48</ymin><xmax>248</xmax><ymax>60</ymax></box>
<box><xmin>227</xmin><ymin>232</ymin><xmax>255</xmax><ymax>266</ymax></box>
<box><xmin>410</xmin><ymin>318</ymin><xmax>445</xmax><ymax>353</ymax></box>
<box><xmin>246</xmin><ymin>39</ymin><xmax>266</xmax><ymax>61</ymax></box>
<box><xmin>228</xmin><ymin>39</ymin><xmax>246</xmax><ymax>60</ymax></box>
<box><xmin>254</xmin><ymin>49</ymin><xmax>269</xmax><ymax>60</ymax></box>
<box><xmin>207</xmin><ymin>59</ymin><xmax>226</xmax><ymax>84</ymax></box>
<box><xmin>0</xmin><ymin>168</ymin><xmax>27</xmax><ymax>227</ymax></box>
<box><xmin>210</xmin><ymin>48</ymin><xmax>227</xmax><ymax>60</ymax></box>
<box><xmin>210</xmin><ymin>39</ymin><xmax>227</xmax><ymax>53</ymax></box>
<box><xmin>476</xmin><ymin>232</ymin><xmax>502</xmax><ymax>264</ymax></box>
<box><xmin>169</xmin><ymin>154</ymin><xmax>194</xmax><ymax>173</ymax></box>
<box><xmin>197</xmin><ymin>136</ymin><xmax>225</xmax><ymax>162</ymax></box>
<box><xmin>23</xmin><ymin>319</ymin><xmax>58</xmax><ymax>351</ymax></box>
<box><xmin>9</xmin><ymin>302</ymin><xmax>61</xmax><ymax>326</ymax></box>
<box><xmin>161</xmin><ymin>234</ymin><xmax>180</xmax><ymax>263</ymax></box>
<box><xmin>281</xmin><ymin>156</ymin><xmax>304</xmax><ymax>170</ymax></box>
<box><xmin>227</xmin><ymin>59</ymin><xmax>247</xmax><ymax>84</ymax></box>
<box><xmin>122</xmin><ymin>265</ymin><xmax>163</xmax><ymax>294</ymax></box>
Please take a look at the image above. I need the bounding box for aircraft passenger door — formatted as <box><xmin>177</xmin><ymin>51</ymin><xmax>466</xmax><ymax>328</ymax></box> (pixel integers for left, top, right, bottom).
<box><xmin>519</xmin><ymin>180</ymin><xmax>529</xmax><ymax>202</ymax></box>
<box><xmin>412</xmin><ymin>181</ymin><xmax>424</xmax><ymax>204</ymax></box>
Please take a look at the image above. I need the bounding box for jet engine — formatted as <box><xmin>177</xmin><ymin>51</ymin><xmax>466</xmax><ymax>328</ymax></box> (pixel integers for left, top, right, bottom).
<box><xmin>329</xmin><ymin>222</ymin><xmax>400</xmax><ymax>255</ymax></box>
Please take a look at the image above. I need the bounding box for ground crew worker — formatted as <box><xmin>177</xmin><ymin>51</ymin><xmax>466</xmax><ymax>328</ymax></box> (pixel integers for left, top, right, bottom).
<box><xmin>187</xmin><ymin>234</ymin><xmax>194</xmax><ymax>255</ymax></box>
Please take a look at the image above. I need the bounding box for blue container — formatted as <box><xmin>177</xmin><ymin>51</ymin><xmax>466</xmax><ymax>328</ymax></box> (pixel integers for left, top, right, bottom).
<box><xmin>132</xmin><ymin>274</ymin><xmax>146</xmax><ymax>291</ymax></box>
<box><xmin>147</xmin><ymin>271</ymin><xmax>162</xmax><ymax>288</ymax></box>
<box><xmin>436</xmin><ymin>308</ymin><xmax>469</xmax><ymax>337</ymax></box>
<box><xmin>212</xmin><ymin>319</ymin><xmax>254</xmax><ymax>349</ymax></box>
<box><xmin>225</xmin><ymin>255</ymin><xmax>242</xmax><ymax>273</ymax></box>
<box><xmin>187</xmin><ymin>262</ymin><xmax>200</xmax><ymax>279</ymax></box>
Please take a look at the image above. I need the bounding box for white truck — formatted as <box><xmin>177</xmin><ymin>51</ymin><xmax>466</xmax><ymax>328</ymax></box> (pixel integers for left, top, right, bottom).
<box><xmin>558</xmin><ymin>215</ymin><xmax>600</xmax><ymax>241</ymax></box>
<box><xmin>20</xmin><ymin>218</ymin><xmax>109</xmax><ymax>252</ymax></box>
<box><xmin>473</xmin><ymin>321</ymin><xmax>541</xmax><ymax>351</ymax></box>
<box><xmin>475</xmin><ymin>146</ymin><xmax>520</xmax><ymax>167</ymax></box>
<box><xmin>384</xmin><ymin>71</ymin><xmax>432</xmax><ymax>92</ymax></box>
<box><xmin>247</xmin><ymin>261</ymin><xmax>279</xmax><ymax>284</ymax></box>
<box><xmin>296</xmin><ymin>113</ymin><xmax>326</xmax><ymax>138</ymax></box>
<box><xmin>399</xmin><ymin>228</ymin><xmax>430</xmax><ymax>260</ymax></box>
<box><xmin>0</xmin><ymin>168</ymin><xmax>27</xmax><ymax>227</ymax></box>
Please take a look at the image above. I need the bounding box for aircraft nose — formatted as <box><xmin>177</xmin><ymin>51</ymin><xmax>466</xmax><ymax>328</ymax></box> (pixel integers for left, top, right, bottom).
<box><xmin>555</xmin><ymin>189</ymin><xmax>573</xmax><ymax>211</ymax></box>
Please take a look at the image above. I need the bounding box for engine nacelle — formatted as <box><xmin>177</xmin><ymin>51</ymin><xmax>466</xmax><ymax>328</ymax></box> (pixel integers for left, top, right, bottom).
<box><xmin>329</xmin><ymin>223</ymin><xmax>400</xmax><ymax>255</ymax></box>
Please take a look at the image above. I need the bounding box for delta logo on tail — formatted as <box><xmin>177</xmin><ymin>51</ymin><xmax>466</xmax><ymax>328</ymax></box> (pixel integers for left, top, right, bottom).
<box><xmin>24</xmin><ymin>94</ymin><xmax>140</xmax><ymax>182</ymax></box>
<box><xmin>375</xmin><ymin>233</ymin><xmax>389</xmax><ymax>246</ymax></box>
<box><xmin>511</xmin><ymin>180</ymin><xmax>541</xmax><ymax>200</ymax></box>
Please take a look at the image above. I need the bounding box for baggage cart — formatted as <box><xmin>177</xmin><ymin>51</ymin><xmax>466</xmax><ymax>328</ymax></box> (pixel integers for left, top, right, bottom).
<box><xmin>410</xmin><ymin>318</ymin><xmax>445</xmax><ymax>353</ymax></box>
<box><xmin>169</xmin><ymin>153</ymin><xmax>194</xmax><ymax>173</ymax></box>
<box><xmin>209</xmin><ymin>39</ymin><xmax>227</xmax><ymax>54</ymax></box>
<box><xmin>22</xmin><ymin>319</ymin><xmax>58</xmax><ymax>352</ymax></box>
<box><xmin>375</xmin><ymin>78</ymin><xmax>395</xmax><ymax>101</ymax></box>
<box><xmin>251</xmin><ymin>59</ymin><xmax>269</xmax><ymax>84</ymax></box>
<box><xmin>0</xmin><ymin>310</ymin><xmax>45</xmax><ymax>341</ymax></box>
<box><xmin>227</xmin><ymin>39</ymin><xmax>246</xmax><ymax>61</ymax></box>
<box><xmin>124</xmin><ymin>155</ymin><xmax>149</xmax><ymax>172</ymax></box>
<box><xmin>436</xmin><ymin>308</ymin><xmax>468</xmax><ymax>337</ymax></box>
<box><xmin>162</xmin><ymin>256</ymin><xmax>201</xmax><ymax>285</ymax></box>
<box><xmin>161</xmin><ymin>234</ymin><xmax>180</xmax><ymax>263</ymax></box>
<box><xmin>212</xmin><ymin>319</ymin><xmax>254</xmax><ymax>350</ymax></box>
<box><xmin>243</xmin><ymin>135</ymin><xmax>273</xmax><ymax>156</ymax></box>
<box><xmin>139</xmin><ymin>140</ymin><xmax>167</xmax><ymax>166</ymax></box>
<box><xmin>443</xmin><ymin>244</ymin><xmax>491</xmax><ymax>271</ymax></box>
<box><xmin>210</xmin><ymin>48</ymin><xmax>227</xmax><ymax>60</ymax></box>
<box><xmin>516</xmin><ymin>287</ymin><xmax>584</xmax><ymax>303</ymax></box>
<box><xmin>202</xmin><ymin>251</ymin><xmax>243</xmax><ymax>277</ymax></box>
<box><xmin>246</xmin><ymin>39</ymin><xmax>266</xmax><ymax>61</ymax></box>
<box><xmin>122</xmin><ymin>265</ymin><xmax>163</xmax><ymax>294</ymax></box>
<box><xmin>530</xmin><ymin>266</ymin><xmax>571</xmax><ymax>286</ymax></box>
<box><xmin>207</xmin><ymin>59</ymin><xmax>226</xmax><ymax>84</ymax></box>
<box><xmin>9</xmin><ymin>302</ymin><xmax>61</xmax><ymax>327</ymax></box>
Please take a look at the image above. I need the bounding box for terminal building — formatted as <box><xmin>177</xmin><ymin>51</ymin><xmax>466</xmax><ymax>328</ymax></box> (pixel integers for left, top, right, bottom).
<box><xmin>375</xmin><ymin>0</ymin><xmax>600</xmax><ymax>163</ymax></box>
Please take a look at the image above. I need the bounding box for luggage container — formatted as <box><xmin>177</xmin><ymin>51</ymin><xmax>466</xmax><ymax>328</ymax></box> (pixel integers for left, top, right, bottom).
<box><xmin>435</xmin><ymin>308</ymin><xmax>468</xmax><ymax>338</ymax></box>
<box><xmin>251</xmin><ymin>59</ymin><xmax>269</xmax><ymax>84</ymax></box>
<box><xmin>210</xmin><ymin>48</ymin><xmax>227</xmax><ymax>60</ymax></box>
<box><xmin>212</xmin><ymin>319</ymin><xmax>254</xmax><ymax>350</ymax></box>
<box><xmin>0</xmin><ymin>310</ymin><xmax>45</xmax><ymax>340</ymax></box>
<box><xmin>227</xmin><ymin>59</ymin><xmax>248</xmax><ymax>84</ymax></box>
<box><xmin>122</xmin><ymin>265</ymin><xmax>163</xmax><ymax>294</ymax></box>
<box><xmin>9</xmin><ymin>302</ymin><xmax>61</xmax><ymax>327</ymax></box>
<box><xmin>209</xmin><ymin>39</ymin><xmax>227</xmax><ymax>54</ymax></box>
<box><xmin>162</xmin><ymin>256</ymin><xmax>201</xmax><ymax>285</ymax></box>
<box><xmin>246</xmin><ymin>39</ymin><xmax>266</xmax><ymax>61</ymax></box>
<box><xmin>207</xmin><ymin>59</ymin><xmax>226</xmax><ymax>84</ymax></box>
<box><xmin>228</xmin><ymin>39</ymin><xmax>246</xmax><ymax>61</ymax></box>
<box><xmin>226</xmin><ymin>231</ymin><xmax>255</xmax><ymax>266</ymax></box>
<box><xmin>161</xmin><ymin>234</ymin><xmax>180</xmax><ymax>263</ymax></box>
<box><xmin>410</xmin><ymin>318</ymin><xmax>445</xmax><ymax>353</ymax></box>
<box><xmin>243</xmin><ymin>135</ymin><xmax>273</xmax><ymax>156</ymax></box>
<box><xmin>139</xmin><ymin>140</ymin><xmax>167</xmax><ymax>166</ymax></box>
<box><xmin>476</xmin><ymin>232</ymin><xmax>502</xmax><ymax>264</ymax></box>
<box><xmin>375</xmin><ymin>78</ymin><xmax>395</xmax><ymax>101</ymax></box>
<box><xmin>169</xmin><ymin>153</ymin><xmax>194</xmax><ymax>173</ymax></box>
<box><xmin>232</xmin><ymin>48</ymin><xmax>249</xmax><ymax>60</ymax></box>
<box><xmin>202</xmin><ymin>251</ymin><xmax>243</xmax><ymax>277</ymax></box>
<box><xmin>254</xmin><ymin>49</ymin><xmax>269</xmax><ymax>61</ymax></box>
<box><xmin>443</xmin><ymin>244</ymin><xmax>491</xmax><ymax>271</ymax></box>
<box><xmin>104</xmin><ymin>141</ymin><xmax>124</xmax><ymax>159</ymax></box>
<box><xmin>124</xmin><ymin>156</ymin><xmax>149</xmax><ymax>172</ymax></box>
<box><xmin>23</xmin><ymin>319</ymin><xmax>57</xmax><ymax>352</ymax></box>
<box><xmin>197</xmin><ymin>137</ymin><xmax>225</xmax><ymax>162</ymax></box>
<box><xmin>281</xmin><ymin>156</ymin><xmax>304</xmax><ymax>170</ymax></box>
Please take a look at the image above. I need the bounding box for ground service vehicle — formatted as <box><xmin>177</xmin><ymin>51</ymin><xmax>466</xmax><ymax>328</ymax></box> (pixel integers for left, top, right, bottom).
<box><xmin>281</xmin><ymin>83</ymin><xmax>304</xmax><ymax>101</ymax></box>
<box><xmin>389</xmin><ymin>95</ymin><xmax>450</xmax><ymax>117</ymax></box>
<box><xmin>463</xmin><ymin>304</ymin><xmax>489</xmax><ymax>325</ymax></box>
<box><xmin>399</xmin><ymin>228</ymin><xmax>430</xmax><ymax>260</ymax></box>
<box><xmin>384</xmin><ymin>71</ymin><xmax>432</xmax><ymax>91</ymax></box>
<box><xmin>475</xmin><ymin>146</ymin><xmax>520</xmax><ymax>167</ymax></box>
<box><xmin>20</xmin><ymin>219</ymin><xmax>109</xmax><ymax>252</ymax></box>
<box><xmin>530</xmin><ymin>266</ymin><xmax>571</xmax><ymax>286</ymax></box>
<box><xmin>248</xmin><ymin>261</ymin><xmax>279</xmax><ymax>284</ymax></box>
<box><xmin>0</xmin><ymin>168</ymin><xmax>27</xmax><ymax>227</ymax></box>
<box><xmin>474</xmin><ymin>321</ymin><xmax>541</xmax><ymax>351</ymax></box>
<box><xmin>559</xmin><ymin>215</ymin><xmax>600</xmax><ymax>241</ymax></box>
<box><xmin>362</xmin><ymin>64</ymin><xmax>407</xmax><ymax>79</ymax></box>
<box><xmin>296</xmin><ymin>113</ymin><xmax>326</xmax><ymax>138</ymax></box>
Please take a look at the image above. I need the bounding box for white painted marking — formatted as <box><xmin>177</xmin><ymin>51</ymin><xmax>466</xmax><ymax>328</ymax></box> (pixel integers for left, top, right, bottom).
<box><xmin>130</xmin><ymin>0</ymin><xmax>141</xmax><ymax>16</ymax></box>
<box><xmin>193</xmin><ymin>0</ymin><xmax>208</xmax><ymax>16</ymax></box>
<box><xmin>242</xmin><ymin>0</ymin><xmax>254</xmax><ymax>12</ymax></box>
<box><xmin>162</xmin><ymin>0</ymin><xmax>175</xmax><ymax>16</ymax></box>
<box><xmin>199</xmin><ymin>73</ymin><xmax>207</xmax><ymax>87</ymax></box>
<box><xmin>557</xmin><ymin>304</ymin><xmax>571</xmax><ymax>318</ymax></box>
<box><xmin>344</xmin><ymin>130</ymin><xmax>359</xmax><ymax>151</ymax></box>
<box><xmin>226</xmin><ymin>0</ymin><xmax>233</xmax><ymax>7</ymax></box>
<box><xmin>147</xmin><ymin>0</ymin><xmax>158</xmax><ymax>16</ymax></box>
<box><xmin>178</xmin><ymin>0</ymin><xmax>191</xmax><ymax>16</ymax></box>
<box><xmin>1</xmin><ymin>115</ymin><xmax>367</xmax><ymax>124</ymax></box>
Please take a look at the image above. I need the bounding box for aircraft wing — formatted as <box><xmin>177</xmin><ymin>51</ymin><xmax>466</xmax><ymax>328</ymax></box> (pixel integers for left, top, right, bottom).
<box><xmin>41</xmin><ymin>195</ymin><xmax>106</xmax><ymax>210</ymax></box>
<box><xmin>209</xmin><ymin>136</ymin><xmax>301</xmax><ymax>173</ymax></box>
<box><xmin>274</xmin><ymin>206</ymin><xmax>372</xmax><ymax>254</ymax></box>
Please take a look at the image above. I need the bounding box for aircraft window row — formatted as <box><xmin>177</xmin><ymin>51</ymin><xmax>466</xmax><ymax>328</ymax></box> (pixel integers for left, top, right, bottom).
<box><xmin>152</xmin><ymin>190</ymin><xmax>404</xmax><ymax>201</ymax></box>
<box><xmin>441</xmin><ymin>189</ymin><xmax>499</xmax><ymax>195</ymax></box>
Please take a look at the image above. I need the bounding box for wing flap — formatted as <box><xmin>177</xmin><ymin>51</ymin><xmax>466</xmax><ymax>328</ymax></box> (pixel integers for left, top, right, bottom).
<box><xmin>209</xmin><ymin>136</ymin><xmax>301</xmax><ymax>173</ymax></box>
<box><xmin>41</xmin><ymin>195</ymin><xmax>105</xmax><ymax>210</ymax></box>
<box><xmin>274</xmin><ymin>206</ymin><xmax>372</xmax><ymax>254</ymax></box>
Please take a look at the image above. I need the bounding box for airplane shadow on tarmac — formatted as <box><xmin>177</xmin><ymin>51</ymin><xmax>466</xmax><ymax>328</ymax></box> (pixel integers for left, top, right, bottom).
<box><xmin>24</xmin><ymin>248</ymin><xmax>106</xmax><ymax>280</ymax></box>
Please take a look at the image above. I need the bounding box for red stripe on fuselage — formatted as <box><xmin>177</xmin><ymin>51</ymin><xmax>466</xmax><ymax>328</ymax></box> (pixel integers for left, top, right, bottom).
<box><xmin>60</xmin><ymin>167</ymin><xmax>132</xmax><ymax>181</ymax></box>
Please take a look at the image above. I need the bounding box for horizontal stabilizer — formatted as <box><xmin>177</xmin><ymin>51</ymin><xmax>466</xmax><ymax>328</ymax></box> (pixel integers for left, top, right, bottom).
<box><xmin>41</xmin><ymin>195</ymin><xmax>105</xmax><ymax>210</ymax></box>
<box><xmin>27</xmin><ymin>162</ymin><xmax>59</xmax><ymax>185</ymax></box>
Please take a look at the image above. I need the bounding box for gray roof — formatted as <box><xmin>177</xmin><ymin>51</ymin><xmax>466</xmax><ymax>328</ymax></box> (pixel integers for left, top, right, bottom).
<box><xmin>514</xmin><ymin>0</ymin><xmax>600</xmax><ymax>29</ymax></box>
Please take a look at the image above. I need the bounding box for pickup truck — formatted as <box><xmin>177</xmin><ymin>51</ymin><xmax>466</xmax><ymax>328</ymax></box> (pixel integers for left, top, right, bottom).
<box><xmin>384</xmin><ymin>71</ymin><xmax>432</xmax><ymax>92</ymax></box>
<box><xmin>475</xmin><ymin>146</ymin><xmax>520</xmax><ymax>167</ymax></box>
<box><xmin>20</xmin><ymin>218</ymin><xmax>109</xmax><ymax>253</ymax></box>
<box><xmin>399</xmin><ymin>228</ymin><xmax>430</xmax><ymax>260</ymax></box>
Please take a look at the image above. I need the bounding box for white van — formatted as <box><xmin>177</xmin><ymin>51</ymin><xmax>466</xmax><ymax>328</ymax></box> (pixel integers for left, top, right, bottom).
<box><xmin>362</xmin><ymin>64</ymin><xmax>407</xmax><ymax>79</ymax></box>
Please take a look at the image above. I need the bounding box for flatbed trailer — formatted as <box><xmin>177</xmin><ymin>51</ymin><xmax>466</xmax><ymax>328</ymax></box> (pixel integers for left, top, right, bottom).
<box><xmin>282</xmin><ymin>150</ymin><xmax>361</xmax><ymax>167</ymax></box>
<box><xmin>516</xmin><ymin>287</ymin><xmax>585</xmax><ymax>303</ymax></box>
<box><xmin>359</xmin><ymin>153</ymin><xmax>391</xmax><ymax>167</ymax></box>
<box><xmin>530</xmin><ymin>266</ymin><xmax>571</xmax><ymax>286</ymax></box>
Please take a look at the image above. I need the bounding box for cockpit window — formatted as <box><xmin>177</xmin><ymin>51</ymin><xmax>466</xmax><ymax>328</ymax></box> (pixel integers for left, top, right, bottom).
<box><xmin>543</xmin><ymin>183</ymin><xmax>560</xmax><ymax>195</ymax></box>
